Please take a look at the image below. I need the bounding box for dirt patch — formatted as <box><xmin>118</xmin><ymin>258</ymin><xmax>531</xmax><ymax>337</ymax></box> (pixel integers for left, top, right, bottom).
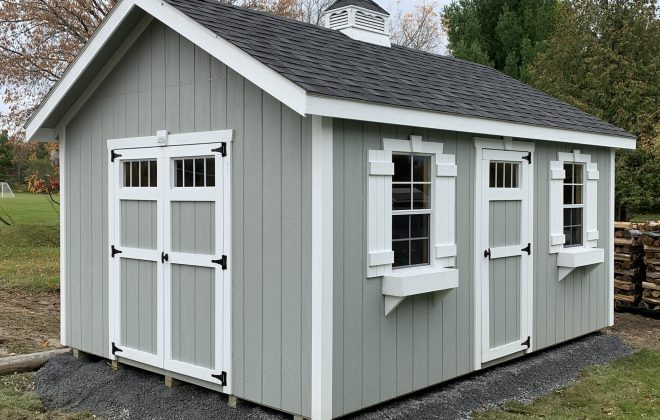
<box><xmin>603</xmin><ymin>312</ymin><xmax>660</xmax><ymax>350</ymax></box>
<box><xmin>0</xmin><ymin>287</ymin><xmax>61</xmax><ymax>356</ymax></box>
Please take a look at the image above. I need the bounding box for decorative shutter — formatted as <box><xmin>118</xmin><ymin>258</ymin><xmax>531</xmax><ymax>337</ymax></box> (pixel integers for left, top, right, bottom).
<box><xmin>549</xmin><ymin>160</ymin><xmax>566</xmax><ymax>253</ymax></box>
<box><xmin>435</xmin><ymin>154</ymin><xmax>457</xmax><ymax>267</ymax></box>
<box><xmin>585</xmin><ymin>162</ymin><xmax>599</xmax><ymax>247</ymax></box>
<box><xmin>367</xmin><ymin>150</ymin><xmax>394</xmax><ymax>278</ymax></box>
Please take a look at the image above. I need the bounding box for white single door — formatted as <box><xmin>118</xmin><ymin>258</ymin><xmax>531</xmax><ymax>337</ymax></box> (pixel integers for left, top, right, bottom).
<box><xmin>109</xmin><ymin>140</ymin><xmax>230</xmax><ymax>389</ymax></box>
<box><xmin>479</xmin><ymin>148</ymin><xmax>533</xmax><ymax>363</ymax></box>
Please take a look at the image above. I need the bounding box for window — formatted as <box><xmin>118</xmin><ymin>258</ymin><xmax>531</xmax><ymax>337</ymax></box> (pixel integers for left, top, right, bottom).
<box><xmin>563</xmin><ymin>163</ymin><xmax>584</xmax><ymax>247</ymax></box>
<box><xmin>174</xmin><ymin>157</ymin><xmax>215</xmax><ymax>187</ymax></box>
<box><xmin>123</xmin><ymin>160</ymin><xmax>157</xmax><ymax>187</ymax></box>
<box><xmin>392</xmin><ymin>154</ymin><xmax>431</xmax><ymax>268</ymax></box>
<box><xmin>489</xmin><ymin>161</ymin><xmax>519</xmax><ymax>188</ymax></box>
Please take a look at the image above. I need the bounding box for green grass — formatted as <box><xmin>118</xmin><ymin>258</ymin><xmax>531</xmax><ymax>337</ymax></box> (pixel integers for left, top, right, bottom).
<box><xmin>0</xmin><ymin>193</ymin><xmax>59</xmax><ymax>292</ymax></box>
<box><xmin>629</xmin><ymin>214</ymin><xmax>660</xmax><ymax>223</ymax></box>
<box><xmin>0</xmin><ymin>373</ymin><xmax>92</xmax><ymax>419</ymax></box>
<box><xmin>475</xmin><ymin>350</ymin><xmax>660</xmax><ymax>419</ymax></box>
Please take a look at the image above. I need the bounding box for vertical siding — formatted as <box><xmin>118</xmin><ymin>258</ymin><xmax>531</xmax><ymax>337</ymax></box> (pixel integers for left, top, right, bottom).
<box><xmin>332</xmin><ymin>122</ymin><xmax>612</xmax><ymax>417</ymax></box>
<box><xmin>63</xmin><ymin>21</ymin><xmax>312</xmax><ymax>417</ymax></box>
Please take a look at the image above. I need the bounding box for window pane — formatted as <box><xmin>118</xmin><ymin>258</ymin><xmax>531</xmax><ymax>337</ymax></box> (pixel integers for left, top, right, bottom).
<box><xmin>489</xmin><ymin>162</ymin><xmax>496</xmax><ymax>188</ymax></box>
<box><xmin>563</xmin><ymin>208</ymin><xmax>572</xmax><ymax>226</ymax></box>
<box><xmin>206</xmin><ymin>158</ymin><xmax>215</xmax><ymax>187</ymax></box>
<box><xmin>572</xmin><ymin>208</ymin><xmax>583</xmax><ymax>228</ymax></box>
<box><xmin>194</xmin><ymin>158</ymin><xmax>205</xmax><ymax>187</ymax></box>
<box><xmin>496</xmin><ymin>162</ymin><xmax>504</xmax><ymax>187</ymax></box>
<box><xmin>392</xmin><ymin>215</ymin><xmax>409</xmax><ymax>240</ymax></box>
<box><xmin>572</xmin><ymin>226</ymin><xmax>582</xmax><ymax>246</ymax></box>
<box><xmin>392</xmin><ymin>154</ymin><xmax>411</xmax><ymax>182</ymax></box>
<box><xmin>504</xmin><ymin>163</ymin><xmax>512</xmax><ymax>188</ymax></box>
<box><xmin>410</xmin><ymin>239</ymin><xmax>429</xmax><ymax>265</ymax></box>
<box><xmin>563</xmin><ymin>185</ymin><xmax>573</xmax><ymax>205</ymax></box>
<box><xmin>184</xmin><ymin>159</ymin><xmax>194</xmax><ymax>187</ymax></box>
<box><xmin>574</xmin><ymin>164</ymin><xmax>583</xmax><ymax>184</ymax></box>
<box><xmin>564</xmin><ymin>226</ymin><xmax>572</xmax><ymax>245</ymax></box>
<box><xmin>392</xmin><ymin>186</ymin><xmax>412</xmax><ymax>210</ymax></box>
<box><xmin>564</xmin><ymin>163</ymin><xmax>573</xmax><ymax>183</ymax></box>
<box><xmin>512</xmin><ymin>163</ymin><xmax>518</xmax><ymax>188</ymax></box>
<box><xmin>392</xmin><ymin>240</ymin><xmax>409</xmax><ymax>268</ymax></box>
<box><xmin>410</xmin><ymin>214</ymin><xmax>429</xmax><ymax>238</ymax></box>
<box><xmin>573</xmin><ymin>185</ymin><xmax>583</xmax><ymax>204</ymax></box>
<box><xmin>131</xmin><ymin>162</ymin><xmax>140</xmax><ymax>187</ymax></box>
<box><xmin>150</xmin><ymin>161</ymin><xmax>157</xmax><ymax>187</ymax></box>
<box><xmin>412</xmin><ymin>155</ymin><xmax>431</xmax><ymax>182</ymax></box>
<box><xmin>175</xmin><ymin>160</ymin><xmax>183</xmax><ymax>187</ymax></box>
<box><xmin>412</xmin><ymin>183</ymin><xmax>431</xmax><ymax>209</ymax></box>
<box><xmin>123</xmin><ymin>162</ymin><xmax>131</xmax><ymax>187</ymax></box>
<box><xmin>140</xmin><ymin>161</ymin><xmax>149</xmax><ymax>187</ymax></box>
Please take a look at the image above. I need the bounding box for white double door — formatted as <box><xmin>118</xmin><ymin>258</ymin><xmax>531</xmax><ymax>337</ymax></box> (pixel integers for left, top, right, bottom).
<box><xmin>478</xmin><ymin>148</ymin><xmax>534</xmax><ymax>363</ymax></box>
<box><xmin>108</xmin><ymin>142</ymin><xmax>229</xmax><ymax>387</ymax></box>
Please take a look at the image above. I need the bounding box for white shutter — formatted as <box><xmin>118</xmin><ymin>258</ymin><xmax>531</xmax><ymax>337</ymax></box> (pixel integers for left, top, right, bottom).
<box><xmin>586</xmin><ymin>162</ymin><xmax>599</xmax><ymax>247</ymax></box>
<box><xmin>435</xmin><ymin>154</ymin><xmax>457</xmax><ymax>267</ymax></box>
<box><xmin>367</xmin><ymin>149</ymin><xmax>393</xmax><ymax>278</ymax></box>
<box><xmin>549</xmin><ymin>160</ymin><xmax>566</xmax><ymax>253</ymax></box>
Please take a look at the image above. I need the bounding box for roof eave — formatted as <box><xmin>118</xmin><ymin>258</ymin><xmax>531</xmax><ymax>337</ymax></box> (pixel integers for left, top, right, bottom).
<box><xmin>306</xmin><ymin>94</ymin><xmax>636</xmax><ymax>149</ymax></box>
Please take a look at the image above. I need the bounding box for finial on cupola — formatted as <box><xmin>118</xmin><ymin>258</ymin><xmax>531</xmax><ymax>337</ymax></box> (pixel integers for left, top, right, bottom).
<box><xmin>321</xmin><ymin>0</ymin><xmax>391</xmax><ymax>47</ymax></box>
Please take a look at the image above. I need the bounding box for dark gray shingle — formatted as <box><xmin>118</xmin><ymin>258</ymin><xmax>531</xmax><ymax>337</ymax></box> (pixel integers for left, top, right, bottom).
<box><xmin>165</xmin><ymin>0</ymin><xmax>634</xmax><ymax>139</ymax></box>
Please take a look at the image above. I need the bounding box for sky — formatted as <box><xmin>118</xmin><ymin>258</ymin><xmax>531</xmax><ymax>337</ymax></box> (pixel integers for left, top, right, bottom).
<box><xmin>0</xmin><ymin>0</ymin><xmax>455</xmax><ymax>118</ymax></box>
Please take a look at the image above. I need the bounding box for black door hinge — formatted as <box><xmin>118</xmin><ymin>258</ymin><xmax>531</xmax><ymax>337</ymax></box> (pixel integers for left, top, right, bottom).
<box><xmin>522</xmin><ymin>336</ymin><xmax>531</xmax><ymax>349</ymax></box>
<box><xmin>523</xmin><ymin>152</ymin><xmax>532</xmax><ymax>164</ymax></box>
<box><xmin>161</xmin><ymin>252</ymin><xmax>169</xmax><ymax>264</ymax></box>
<box><xmin>110</xmin><ymin>150</ymin><xmax>122</xmax><ymax>162</ymax></box>
<box><xmin>111</xmin><ymin>245</ymin><xmax>122</xmax><ymax>258</ymax></box>
<box><xmin>112</xmin><ymin>342</ymin><xmax>123</xmax><ymax>355</ymax></box>
<box><xmin>212</xmin><ymin>255</ymin><xmax>228</xmax><ymax>270</ymax></box>
<box><xmin>484</xmin><ymin>248</ymin><xmax>491</xmax><ymax>259</ymax></box>
<box><xmin>212</xmin><ymin>371</ymin><xmax>227</xmax><ymax>386</ymax></box>
<box><xmin>522</xmin><ymin>243</ymin><xmax>531</xmax><ymax>255</ymax></box>
<box><xmin>211</xmin><ymin>142</ymin><xmax>227</xmax><ymax>157</ymax></box>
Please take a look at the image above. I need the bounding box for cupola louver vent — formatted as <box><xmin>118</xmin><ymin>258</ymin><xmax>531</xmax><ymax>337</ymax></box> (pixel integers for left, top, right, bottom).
<box><xmin>329</xmin><ymin>10</ymin><xmax>349</xmax><ymax>28</ymax></box>
<box><xmin>355</xmin><ymin>11</ymin><xmax>385</xmax><ymax>32</ymax></box>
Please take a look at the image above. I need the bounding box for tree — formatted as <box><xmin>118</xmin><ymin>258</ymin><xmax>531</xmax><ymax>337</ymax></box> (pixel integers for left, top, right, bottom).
<box><xmin>0</xmin><ymin>0</ymin><xmax>117</xmax><ymax>134</ymax></box>
<box><xmin>0</xmin><ymin>130</ymin><xmax>12</xmax><ymax>180</ymax></box>
<box><xmin>529</xmin><ymin>0</ymin><xmax>660</xmax><ymax>218</ymax></box>
<box><xmin>391</xmin><ymin>1</ymin><xmax>444</xmax><ymax>53</ymax></box>
<box><xmin>443</xmin><ymin>0</ymin><xmax>557</xmax><ymax>81</ymax></box>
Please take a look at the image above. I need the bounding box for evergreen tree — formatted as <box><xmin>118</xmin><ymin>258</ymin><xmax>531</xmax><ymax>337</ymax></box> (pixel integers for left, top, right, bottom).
<box><xmin>0</xmin><ymin>130</ymin><xmax>12</xmax><ymax>180</ymax></box>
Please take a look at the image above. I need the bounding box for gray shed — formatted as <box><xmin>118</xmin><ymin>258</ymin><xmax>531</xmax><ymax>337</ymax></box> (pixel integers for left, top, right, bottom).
<box><xmin>25</xmin><ymin>0</ymin><xmax>635</xmax><ymax>418</ymax></box>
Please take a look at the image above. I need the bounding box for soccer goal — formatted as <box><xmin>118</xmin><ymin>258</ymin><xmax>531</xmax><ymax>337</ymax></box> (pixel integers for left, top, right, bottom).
<box><xmin>0</xmin><ymin>182</ymin><xmax>14</xmax><ymax>198</ymax></box>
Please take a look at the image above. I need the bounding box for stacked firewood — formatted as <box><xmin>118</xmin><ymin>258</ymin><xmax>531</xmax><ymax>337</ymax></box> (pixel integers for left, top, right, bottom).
<box><xmin>641</xmin><ymin>226</ymin><xmax>660</xmax><ymax>312</ymax></box>
<box><xmin>613</xmin><ymin>222</ymin><xmax>645</xmax><ymax>308</ymax></box>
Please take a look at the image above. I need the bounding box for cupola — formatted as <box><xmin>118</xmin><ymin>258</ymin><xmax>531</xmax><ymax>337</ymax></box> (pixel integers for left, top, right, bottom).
<box><xmin>321</xmin><ymin>0</ymin><xmax>391</xmax><ymax>47</ymax></box>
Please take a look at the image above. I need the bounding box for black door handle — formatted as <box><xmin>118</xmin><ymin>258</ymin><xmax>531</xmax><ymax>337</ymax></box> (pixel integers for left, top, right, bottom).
<box><xmin>161</xmin><ymin>252</ymin><xmax>169</xmax><ymax>263</ymax></box>
<box><xmin>484</xmin><ymin>249</ymin><xmax>491</xmax><ymax>259</ymax></box>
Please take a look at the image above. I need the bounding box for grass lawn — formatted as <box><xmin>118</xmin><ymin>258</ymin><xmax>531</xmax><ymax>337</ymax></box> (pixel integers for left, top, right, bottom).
<box><xmin>629</xmin><ymin>213</ymin><xmax>660</xmax><ymax>223</ymax></box>
<box><xmin>475</xmin><ymin>349</ymin><xmax>660</xmax><ymax>419</ymax></box>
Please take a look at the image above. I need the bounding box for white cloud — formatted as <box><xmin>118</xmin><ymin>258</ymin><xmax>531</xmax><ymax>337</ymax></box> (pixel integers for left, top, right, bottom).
<box><xmin>0</xmin><ymin>86</ymin><xmax>8</xmax><ymax>115</ymax></box>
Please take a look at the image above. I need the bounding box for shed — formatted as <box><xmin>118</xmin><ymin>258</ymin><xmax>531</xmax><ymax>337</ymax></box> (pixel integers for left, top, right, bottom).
<box><xmin>25</xmin><ymin>0</ymin><xmax>636</xmax><ymax>418</ymax></box>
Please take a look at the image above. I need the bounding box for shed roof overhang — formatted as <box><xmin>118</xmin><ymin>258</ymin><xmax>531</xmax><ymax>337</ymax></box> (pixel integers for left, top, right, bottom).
<box><xmin>24</xmin><ymin>0</ymin><xmax>636</xmax><ymax>150</ymax></box>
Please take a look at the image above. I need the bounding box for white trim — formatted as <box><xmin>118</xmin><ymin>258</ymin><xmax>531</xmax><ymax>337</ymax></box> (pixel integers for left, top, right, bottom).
<box><xmin>59</xmin><ymin>129</ymin><xmax>67</xmax><ymax>346</ymax></box>
<box><xmin>307</xmin><ymin>95</ymin><xmax>636</xmax><ymax>150</ymax></box>
<box><xmin>107</xmin><ymin>130</ymin><xmax>233</xmax><ymax>150</ymax></box>
<box><xmin>473</xmin><ymin>138</ymin><xmax>535</xmax><ymax>370</ymax></box>
<box><xmin>382</xmin><ymin>267</ymin><xmax>458</xmax><ymax>315</ymax></box>
<box><xmin>311</xmin><ymin>115</ymin><xmax>333</xmax><ymax>420</ymax></box>
<box><xmin>608</xmin><ymin>150</ymin><xmax>615</xmax><ymax>326</ymax></box>
<box><xmin>557</xmin><ymin>247</ymin><xmax>605</xmax><ymax>281</ymax></box>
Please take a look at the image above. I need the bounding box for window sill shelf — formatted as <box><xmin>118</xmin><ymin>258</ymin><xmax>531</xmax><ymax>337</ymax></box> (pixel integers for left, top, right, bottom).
<box><xmin>382</xmin><ymin>266</ymin><xmax>458</xmax><ymax>315</ymax></box>
<box><xmin>557</xmin><ymin>247</ymin><xmax>604</xmax><ymax>281</ymax></box>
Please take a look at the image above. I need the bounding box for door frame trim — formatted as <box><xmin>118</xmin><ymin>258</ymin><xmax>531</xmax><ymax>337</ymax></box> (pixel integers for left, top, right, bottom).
<box><xmin>473</xmin><ymin>137</ymin><xmax>535</xmax><ymax>370</ymax></box>
<box><xmin>107</xmin><ymin>130</ymin><xmax>233</xmax><ymax>393</ymax></box>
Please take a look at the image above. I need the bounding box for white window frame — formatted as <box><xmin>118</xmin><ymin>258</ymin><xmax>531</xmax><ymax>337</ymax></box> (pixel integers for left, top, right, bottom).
<box><xmin>368</xmin><ymin>135</ymin><xmax>458</xmax><ymax>315</ymax></box>
<box><xmin>562</xmin><ymin>162</ymin><xmax>585</xmax><ymax>247</ymax></box>
<box><xmin>549</xmin><ymin>150</ymin><xmax>604</xmax><ymax>280</ymax></box>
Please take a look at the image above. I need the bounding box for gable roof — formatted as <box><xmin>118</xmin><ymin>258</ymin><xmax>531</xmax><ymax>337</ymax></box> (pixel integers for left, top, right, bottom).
<box><xmin>25</xmin><ymin>0</ymin><xmax>635</xmax><ymax>148</ymax></box>
<box><xmin>325</xmin><ymin>0</ymin><xmax>389</xmax><ymax>15</ymax></box>
<box><xmin>166</xmin><ymin>0</ymin><xmax>633</xmax><ymax>140</ymax></box>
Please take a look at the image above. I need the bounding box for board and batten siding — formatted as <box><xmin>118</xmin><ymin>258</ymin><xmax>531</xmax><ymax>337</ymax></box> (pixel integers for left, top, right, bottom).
<box><xmin>62</xmin><ymin>20</ymin><xmax>312</xmax><ymax>417</ymax></box>
<box><xmin>332</xmin><ymin>120</ymin><xmax>612</xmax><ymax>418</ymax></box>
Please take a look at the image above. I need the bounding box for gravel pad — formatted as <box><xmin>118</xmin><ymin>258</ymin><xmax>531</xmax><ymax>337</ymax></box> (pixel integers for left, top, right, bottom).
<box><xmin>36</xmin><ymin>333</ymin><xmax>631</xmax><ymax>419</ymax></box>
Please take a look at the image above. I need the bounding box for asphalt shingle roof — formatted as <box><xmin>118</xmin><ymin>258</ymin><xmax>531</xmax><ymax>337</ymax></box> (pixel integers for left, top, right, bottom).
<box><xmin>166</xmin><ymin>0</ymin><xmax>634</xmax><ymax>139</ymax></box>
<box><xmin>326</xmin><ymin>0</ymin><xmax>389</xmax><ymax>15</ymax></box>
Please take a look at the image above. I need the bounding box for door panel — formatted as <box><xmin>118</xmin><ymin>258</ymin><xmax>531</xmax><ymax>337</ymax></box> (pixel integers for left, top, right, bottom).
<box><xmin>171</xmin><ymin>202</ymin><xmax>215</xmax><ymax>254</ymax></box>
<box><xmin>480</xmin><ymin>148</ymin><xmax>533</xmax><ymax>363</ymax></box>
<box><xmin>120</xmin><ymin>258</ymin><xmax>158</xmax><ymax>354</ymax></box>
<box><xmin>121</xmin><ymin>201</ymin><xmax>157</xmax><ymax>249</ymax></box>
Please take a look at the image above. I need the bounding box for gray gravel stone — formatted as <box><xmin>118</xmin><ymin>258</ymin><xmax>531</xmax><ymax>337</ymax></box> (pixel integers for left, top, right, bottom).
<box><xmin>36</xmin><ymin>333</ymin><xmax>632</xmax><ymax>419</ymax></box>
